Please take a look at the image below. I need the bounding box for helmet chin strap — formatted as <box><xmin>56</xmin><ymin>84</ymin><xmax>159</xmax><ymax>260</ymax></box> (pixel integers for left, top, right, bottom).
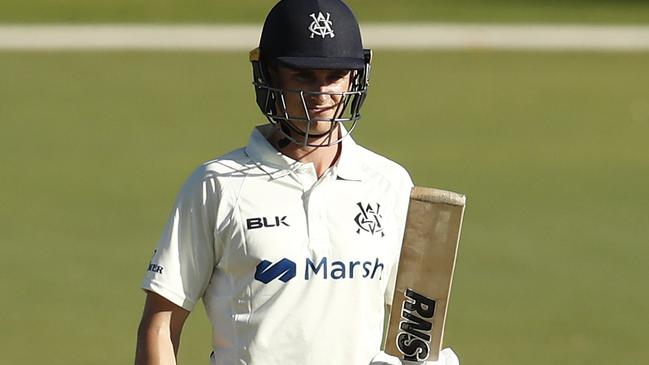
<box><xmin>277</xmin><ymin>119</ymin><xmax>339</xmax><ymax>147</ymax></box>
<box><xmin>277</xmin><ymin>122</ymin><xmax>292</xmax><ymax>149</ymax></box>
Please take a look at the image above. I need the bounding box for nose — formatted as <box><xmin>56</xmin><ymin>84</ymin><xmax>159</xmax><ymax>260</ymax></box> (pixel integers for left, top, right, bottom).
<box><xmin>309</xmin><ymin>80</ymin><xmax>333</xmax><ymax>94</ymax></box>
<box><xmin>308</xmin><ymin>84</ymin><xmax>334</xmax><ymax>104</ymax></box>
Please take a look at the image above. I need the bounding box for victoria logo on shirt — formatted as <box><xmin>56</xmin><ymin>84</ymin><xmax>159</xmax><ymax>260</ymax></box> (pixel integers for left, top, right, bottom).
<box><xmin>354</xmin><ymin>202</ymin><xmax>385</xmax><ymax>237</ymax></box>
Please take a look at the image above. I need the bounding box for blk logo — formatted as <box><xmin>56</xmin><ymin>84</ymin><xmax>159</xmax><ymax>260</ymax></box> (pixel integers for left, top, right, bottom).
<box><xmin>354</xmin><ymin>202</ymin><xmax>385</xmax><ymax>236</ymax></box>
<box><xmin>308</xmin><ymin>12</ymin><xmax>335</xmax><ymax>39</ymax></box>
<box><xmin>396</xmin><ymin>288</ymin><xmax>436</xmax><ymax>362</ymax></box>
<box><xmin>246</xmin><ymin>216</ymin><xmax>290</xmax><ymax>230</ymax></box>
<box><xmin>254</xmin><ymin>259</ymin><xmax>297</xmax><ymax>284</ymax></box>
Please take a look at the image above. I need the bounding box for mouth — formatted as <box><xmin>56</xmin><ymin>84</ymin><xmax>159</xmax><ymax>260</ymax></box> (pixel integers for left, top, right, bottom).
<box><xmin>307</xmin><ymin>105</ymin><xmax>336</xmax><ymax>113</ymax></box>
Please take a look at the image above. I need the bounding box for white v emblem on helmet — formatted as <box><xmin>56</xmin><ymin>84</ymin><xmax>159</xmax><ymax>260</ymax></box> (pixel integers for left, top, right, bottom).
<box><xmin>308</xmin><ymin>12</ymin><xmax>335</xmax><ymax>39</ymax></box>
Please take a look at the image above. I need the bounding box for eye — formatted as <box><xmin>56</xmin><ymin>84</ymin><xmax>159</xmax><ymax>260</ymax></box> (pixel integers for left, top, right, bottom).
<box><xmin>297</xmin><ymin>74</ymin><xmax>311</xmax><ymax>82</ymax></box>
<box><xmin>327</xmin><ymin>71</ymin><xmax>348</xmax><ymax>83</ymax></box>
<box><xmin>292</xmin><ymin>71</ymin><xmax>313</xmax><ymax>83</ymax></box>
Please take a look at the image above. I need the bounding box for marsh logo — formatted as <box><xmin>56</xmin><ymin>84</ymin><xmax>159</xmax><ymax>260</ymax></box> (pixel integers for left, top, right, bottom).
<box><xmin>254</xmin><ymin>259</ymin><xmax>297</xmax><ymax>283</ymax></box>
<box><xmin>254</xmin><ymin>257</ymin><xmax>385</xmax><ymax>284</ymax></box>
<box><xmin>354</xmin><ymin>202</ymin><xmax>385</xmax><ymax>237</ymax></box>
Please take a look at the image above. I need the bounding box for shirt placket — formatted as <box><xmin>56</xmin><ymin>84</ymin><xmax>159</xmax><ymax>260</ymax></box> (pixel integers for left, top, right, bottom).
<box><xmin>293</xmin><ymin>165</ymin><xmax>333</xmax><ymax>256</ymax></box>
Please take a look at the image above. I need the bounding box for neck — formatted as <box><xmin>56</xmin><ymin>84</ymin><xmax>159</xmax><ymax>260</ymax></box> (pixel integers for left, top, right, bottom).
<box><xmin>270</xmin><ymin>127</ymin><xmax>342</xmax><ymax>178</ymax></box>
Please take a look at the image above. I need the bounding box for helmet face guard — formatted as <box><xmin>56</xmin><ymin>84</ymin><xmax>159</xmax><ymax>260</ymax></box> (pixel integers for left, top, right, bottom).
<box><xmin>250</xmin><ymin>47</ymin><xmax>372</xmax><ymax>147</ymax></box>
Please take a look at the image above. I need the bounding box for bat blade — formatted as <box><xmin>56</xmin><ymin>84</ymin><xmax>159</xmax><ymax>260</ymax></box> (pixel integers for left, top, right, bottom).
<box><xmin>384</xmin><ymin>186</ymin><xmax>466</xmax><ymax>363</ymax></box>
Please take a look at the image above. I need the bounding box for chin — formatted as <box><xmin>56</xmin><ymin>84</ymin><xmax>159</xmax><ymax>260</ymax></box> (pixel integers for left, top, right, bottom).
<box><xmin>309</xmin><ymin>113</ymin><xmax>338</xmax><ymax>122</ymax></box>
<box><xmin>307</xmin><ymin>119</ymin><xmax>336</xmax><ymax>131</ymax></box>
<box><xmin>286</xmin><ymin>119</ymin><xmax>337</xmax><ymax>136</ymax></box>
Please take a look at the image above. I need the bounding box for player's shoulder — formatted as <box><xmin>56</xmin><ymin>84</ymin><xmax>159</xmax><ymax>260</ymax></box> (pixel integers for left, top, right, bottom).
<box><xmin>181</xmin><ymin>147</ymin><xmax>258</xmax><ymax>193</ymax></box>
<box><xmin>198</xmin><ymin>147</ymin><xmax>255</xmax><ymax>175</ymax></box>
<box><xmin>352</xmin><ymin>144</ymin><xmax>413</xmax><ymax>188</ymax></box>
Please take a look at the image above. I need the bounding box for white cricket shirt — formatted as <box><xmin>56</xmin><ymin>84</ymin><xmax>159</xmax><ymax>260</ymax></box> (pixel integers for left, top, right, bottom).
<box><xmin>142</xmin><ymin>124</ymin><xmax>413</xmax><ymax>365</ymax></box>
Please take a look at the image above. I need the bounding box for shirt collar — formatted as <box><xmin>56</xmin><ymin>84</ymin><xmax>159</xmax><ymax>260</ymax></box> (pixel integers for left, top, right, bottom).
<box><xmin>244</xmin><ymin>124</ymin><xmax>364</xmax><ymax>181</ymax></box>
<box><xmin>245</xmin><ymin>124</ymin><xmax>297</xmax><ymax>180</ymax></box>
<box><xmin>334</xmin><ymin>132</ymin><xmax>363</xmax><ymax>181</ymax></box>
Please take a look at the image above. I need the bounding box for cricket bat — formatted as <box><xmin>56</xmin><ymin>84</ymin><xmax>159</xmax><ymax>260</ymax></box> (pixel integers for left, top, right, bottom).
<box><xmin>384</xmin><ymin>186</ymin><xmax>466</xmax><ymax>363</ymax></box>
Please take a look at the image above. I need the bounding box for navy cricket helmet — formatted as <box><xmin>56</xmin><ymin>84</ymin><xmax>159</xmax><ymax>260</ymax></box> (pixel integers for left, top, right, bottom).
<box><xmin>249</xmin><ymin>0</ymin><xmax>372</xmax><ymax>146</ymax></box>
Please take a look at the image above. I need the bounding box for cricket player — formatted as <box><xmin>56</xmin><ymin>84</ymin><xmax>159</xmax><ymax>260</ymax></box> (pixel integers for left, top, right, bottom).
<box><xmin>135</xmin><ymin>0</ymin><xmax>459</xmax><ymax>364</ymax></box>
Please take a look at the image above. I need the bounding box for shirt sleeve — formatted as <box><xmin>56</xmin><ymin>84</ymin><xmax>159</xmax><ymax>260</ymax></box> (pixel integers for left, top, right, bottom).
<box><xmin>141</xmin><ymin>168</ymin><xmax>220</xmax><ymax>311</ymax></box>
<box><xmin>384</xmin><ymin>172</ymin><xmax>414</xmax><ymax>306</ymax></box>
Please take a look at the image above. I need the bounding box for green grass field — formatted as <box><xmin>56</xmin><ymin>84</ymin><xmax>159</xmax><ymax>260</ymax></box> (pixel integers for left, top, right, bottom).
<box><xmin>1</xmin><ymin>50</ymin><xmax>648</xmax><ymax>364</ymax></box>
<box><xmin>2</xmin><ymin>0</ymin><xmax>649</xmax><ymax>24</ymax></box>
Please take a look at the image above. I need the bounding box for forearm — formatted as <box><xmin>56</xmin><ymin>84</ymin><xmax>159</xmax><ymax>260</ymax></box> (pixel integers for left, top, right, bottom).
<box><xmin>135</xmin><ymin>292</ymin><xmax>189</xmax><ymax>365</ymax></box>
<box><xmin>135</xmin><ymin>320</ymin><xmax>179</xmax><ymax>365</ymax></box>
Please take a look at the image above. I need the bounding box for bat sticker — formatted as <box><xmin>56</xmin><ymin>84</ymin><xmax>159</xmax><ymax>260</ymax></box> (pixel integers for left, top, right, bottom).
<box><xmin>396</xmin><ymin>288</ymin><xmax>436</xmax><ymax>361</ymax></box>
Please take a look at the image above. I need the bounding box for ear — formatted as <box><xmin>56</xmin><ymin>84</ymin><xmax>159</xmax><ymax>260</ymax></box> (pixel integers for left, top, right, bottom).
<box><xmin>266</xmin><ymin>65</ymin><xmax>279</xmax><ymax>87</ymax></box>
<box><xmin>249</xmin><ymin>47</ymin><xmax>277</xmax><ymax>116</ymax></box>
<box><xmin>351</xmin><ymin>70</ymin><xmax>359</xmax><ymax>90</ymax></box>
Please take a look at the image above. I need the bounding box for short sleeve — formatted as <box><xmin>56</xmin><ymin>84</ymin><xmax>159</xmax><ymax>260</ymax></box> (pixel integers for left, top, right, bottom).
<box><xmin>141</xmin><ymin>169</ymin><xmax>220</xmax><ymax>311</ymax></box>
<box><xmin>384</xmin><ymin>173</ymin><xmax>414</xmax><ymax>306</ymax></box>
